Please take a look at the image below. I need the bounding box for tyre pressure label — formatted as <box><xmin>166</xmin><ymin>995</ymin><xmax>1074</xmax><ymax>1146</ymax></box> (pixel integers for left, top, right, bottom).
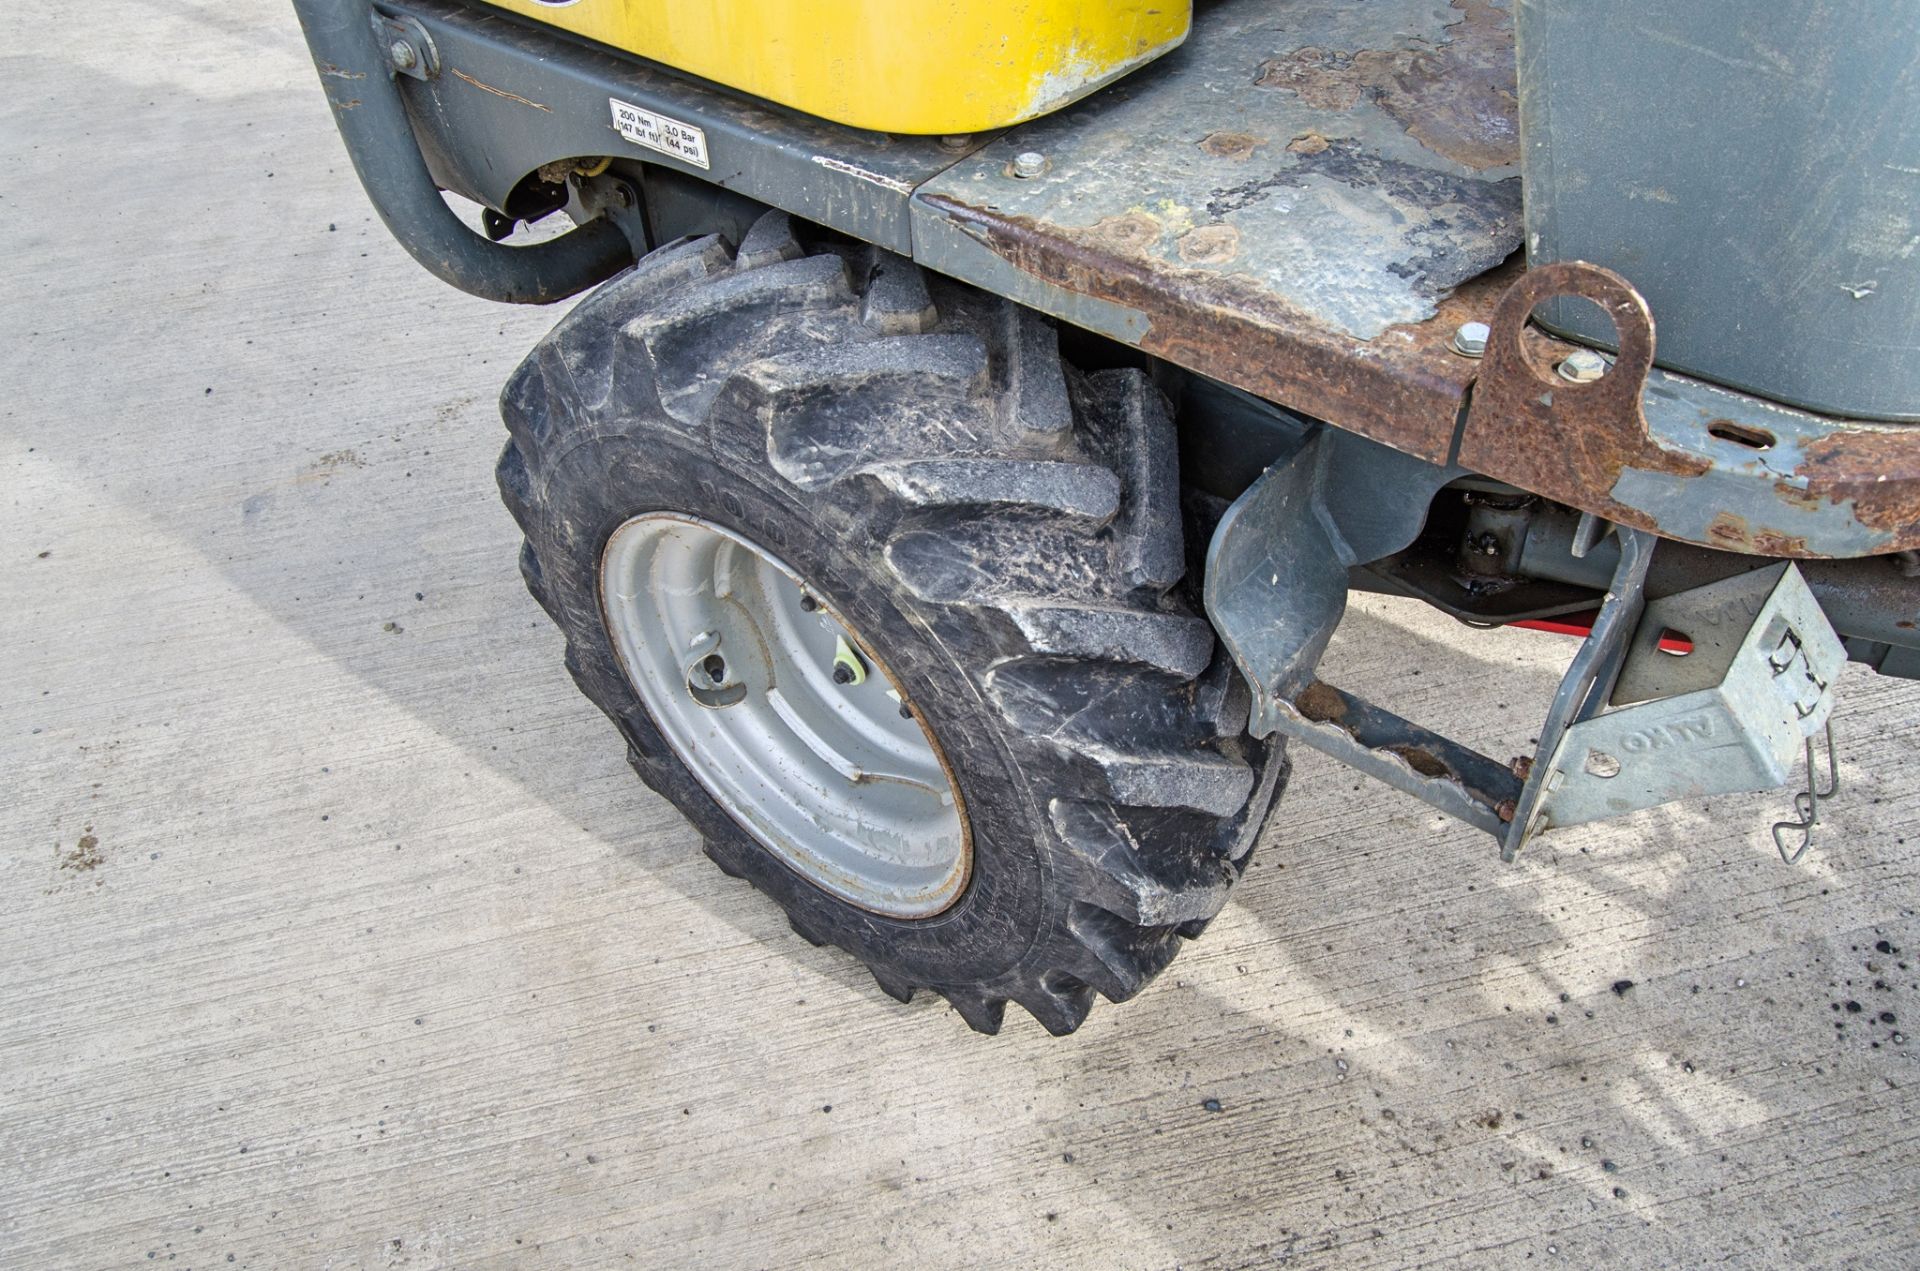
<box><xmin>609</xmin><ymin>98</ymin><xmax>709</xmax><ymax>170</ymax></box>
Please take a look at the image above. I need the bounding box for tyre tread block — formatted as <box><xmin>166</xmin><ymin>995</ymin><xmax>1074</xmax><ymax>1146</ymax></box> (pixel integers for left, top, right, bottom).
<box><xmin>1003</xmin><ymin>603</ymin><xmax>1214</xmax><ymax>679</ymax></box>
<box><xmin>865</xmin><ymin>459</ymin><xmax>1120</xmax><ymax>521</ymax></box>
<box><xmin>1049</xmin><ymin>799</ymin><xmax>1236</xmax><ymax>928</ymax></box>
<box><xmin>1063</xmin><ymin>902</ymin><xmax>1182</xmax><ymax>1003</ymax></box>
<box><xmin>862</xmin><ymin>255</ymin><xmax>939</xmax><ymax>335</ymax></box>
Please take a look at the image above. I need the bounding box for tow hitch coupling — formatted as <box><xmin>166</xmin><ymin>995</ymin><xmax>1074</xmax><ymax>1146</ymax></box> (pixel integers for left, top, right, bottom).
<box><xmin>1518</xmin><ymin>562</ymin><xmax>1845</xmax><ymax>849</ymax></box>
<box><xmin>1205</xmin><ymin>430</ymin><xmax>1849</xmax><ymax>860</ymax></box>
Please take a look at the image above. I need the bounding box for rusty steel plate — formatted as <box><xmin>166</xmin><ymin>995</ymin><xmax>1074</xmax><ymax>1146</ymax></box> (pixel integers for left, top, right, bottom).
<box><xmin>910</xmin><ymin>0</ymin><xmax>1920</xmax><ymax>557</ymax></box>
<box><xmin>913</xmin><ymin>0</ymin><xmax>1525</xmax><ymax>463</ymax></box>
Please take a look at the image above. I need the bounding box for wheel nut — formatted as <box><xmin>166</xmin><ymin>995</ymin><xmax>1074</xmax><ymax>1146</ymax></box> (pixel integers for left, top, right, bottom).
<box><xmin>1557</xmin><ymin>348</ymin><xmax>1607</xmax><ymax>383</ymax></box>
<box><xmin>389</xmin><ymin>39</ymin><xmax>418</xmax><ymax>71</ymax></box>
<box><xmin>799</xmin><ymin>593</ymin><xmax>818</xmax><ymax>612</ymax></box>
<box><xmin>1010</xmin><ymin>151</ymin><xmax>1048</xmax><ymax>179</ymax></box>
<box><xmin>830</xmin><ymin>635</ymin><xmax>867</xmax><ymax>685</ymax></box>
<box><xmin>1451</xmin><ymin>322</ymin><xmax>1490</xmax><ymax>358</ymax></box>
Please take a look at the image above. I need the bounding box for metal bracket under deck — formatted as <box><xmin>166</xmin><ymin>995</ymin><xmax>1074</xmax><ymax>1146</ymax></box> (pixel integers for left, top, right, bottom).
<box><xmin>1206</xmin><ymin>427</ymin><xmax>1847</xmax><ymax>856</ymax></box>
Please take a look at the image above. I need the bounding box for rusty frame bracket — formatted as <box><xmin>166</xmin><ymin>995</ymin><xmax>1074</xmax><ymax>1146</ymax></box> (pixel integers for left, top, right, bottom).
<box><xmin>1207</xmin><ymin>418</ymin><xmax>1668</xmax><ymax>852</ymax></box>
<box><xmin>1206</xmin><ymin>425</ymin><xmax>1527</xmax><ymax>837</ymax></box>
<box><xmin>1453</xmin><ymin>262</ymin><xmax>1920</xmax><ymax>559</ymax></box>
<box><xmin>902</xmin><ymin>0</ymin><xmax>1920</xmax><ymax>561</ymax></box>
<box><xmin>1459</xmin><ymin>262</ymin><xmax>1695</xmax><ymax>533</ymax></box>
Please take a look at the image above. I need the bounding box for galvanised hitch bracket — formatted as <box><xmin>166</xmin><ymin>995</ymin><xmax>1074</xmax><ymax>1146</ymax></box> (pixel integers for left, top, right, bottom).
<box><xmin>1206</xmin><ymin>426</ymin><xmax>1847</xmax><ymax>856</ymax></box>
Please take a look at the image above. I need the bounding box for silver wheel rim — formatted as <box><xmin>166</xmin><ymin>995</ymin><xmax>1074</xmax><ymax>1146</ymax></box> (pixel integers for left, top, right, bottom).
<box><xmin>599</xmin><ymin>513</ymin><xmax>970</xmax><ymax>918</ymax></box>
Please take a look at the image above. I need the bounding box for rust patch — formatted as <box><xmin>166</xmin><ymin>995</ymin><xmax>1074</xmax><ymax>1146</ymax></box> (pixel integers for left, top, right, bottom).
<box><xmin>1256</xmin><ymin>47</ymin><xmax>1369</xmax><ymax>110</ymax></box>
<box><xmin>1177</xmin><ymin>225</ymin><xmax>1241</xmax><ymax>266</ymax></box>
<box><xmin>1772</xmin><ymin>480</ymin><xmax>1822</xmax><ymax>511</ymax></box>
<box><xmin>1707</xmin><ymin>512</ymin><xmax>1752</xmax><ymax>550</ymax></box>
<box><xmin>1295</xmin><ymin>680</ymin><xmax>1348</xmax><ymax>724</ymax></box>
<box><xmin>1286</xmin><ymin>133</ymin><xmax>1331</xmax><ymax>155</ymax></box>
<box><xmin>1083</xmin><ymin>211</ymin><xmax>1163</xmax><ymax>253</ymax></box>
<box><xmin>1389</xmin><ymin>0</ymin><xmax>1519</xmax><ymax>172</ymax></box>
<box><xmin>451</xmin><ymin>68</ymin><xmax>553</xmax><ymax>112</ymax></box>
<box><xmin>1386</xmin><ymin>744</ymin><xmax>1452</xmax><ymax>779</ymax></box>
<box><xmin>1254</xmin><ymin>0</ymin><xmax>1518</xmax><ymax>171</ymax></box>
<box><xmin>1797</xmin><ymin>426</ymin><xmax>1920</xmax><ymax>542</ymax></box>
<box><xmin>1199</xmin><ymin>131</ymin><xmax>1266</xmax><ymax>161</ymax></box>
<box><xmin>1461</xmin><ymin>262</ymin><xmax>1712</xmax><ymax>535</ymax></box>
<box><xmin>1706</xmin><ymin>511</ymin><xmax>1812</xmax><ymax>558</ymax></box>
<box><xmin>1753</xmin><ymin>529</ymin><xmax>1813</xmax><ymax>556</ymax></box>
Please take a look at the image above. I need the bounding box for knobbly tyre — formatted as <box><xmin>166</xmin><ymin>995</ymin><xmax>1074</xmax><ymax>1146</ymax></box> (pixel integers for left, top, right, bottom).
<box><xmin>295</xmin><ymin>0</ymin><xmax>1920</xmax><ymax>1034</ymax></box>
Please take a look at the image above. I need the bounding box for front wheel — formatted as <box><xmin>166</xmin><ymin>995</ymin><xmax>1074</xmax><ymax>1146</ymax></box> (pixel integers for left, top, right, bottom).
<box><xmin>496</xmin><ymin>214</ymin><xmax>1287</xmax><ymax>1034</ymax></box>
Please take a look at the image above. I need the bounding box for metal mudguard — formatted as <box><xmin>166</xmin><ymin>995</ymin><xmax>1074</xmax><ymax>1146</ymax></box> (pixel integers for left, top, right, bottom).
<box><xmin>323</xmin><ymin>0</ymin><xmax>1920</xmax><ymax>559</ymax></box>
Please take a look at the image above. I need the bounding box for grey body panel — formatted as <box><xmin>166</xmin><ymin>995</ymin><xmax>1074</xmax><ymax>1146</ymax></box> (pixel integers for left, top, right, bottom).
<box><xmin>1520</xmin><ymin>0</ymin><xmax>1920</xmax><ymax>422</ymax></box>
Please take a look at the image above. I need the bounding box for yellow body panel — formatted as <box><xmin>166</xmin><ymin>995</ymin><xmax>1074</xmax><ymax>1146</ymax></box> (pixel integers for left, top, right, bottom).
<box><xmin>480</xmin><ymin>0</ymin><xmax>1191</xmax><ymax>134</ymax></box>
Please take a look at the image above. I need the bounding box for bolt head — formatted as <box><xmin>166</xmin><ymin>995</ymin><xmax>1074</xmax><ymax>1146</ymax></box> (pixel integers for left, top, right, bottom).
<box><xmin>938</xmin><ymin>134</ymin><xmax>973</xmax><ymax>152</ymax></box>
<box><xmin>388</xmin><ymin>39</ymin><xmax>418</xmax><ymax>70</ymax></box>
<box><xmin>1451</xmin><ymin>321</ymin><xmax>1490</xmax><ymax>358</ymax></box>
<box><xmin>1557</xmin><ymin>348</ymin><xmax>1608</xmax><ymax>383</ymax></box>
<box><xmin>831</xmin><ymin>664</ymin><xmax>854</xmax><ymax>685</ymax></box>
<box><xmin>1010</xmin><ymin>151</ymin><xmax>1048</xmax><ymax>179</ymax></box>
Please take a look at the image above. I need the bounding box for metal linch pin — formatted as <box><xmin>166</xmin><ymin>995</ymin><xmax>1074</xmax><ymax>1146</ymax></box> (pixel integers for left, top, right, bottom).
<box><xmin>1772</xmin><ymin>721</ymin><xmax>1840</xmax><ymax>865</ymax></box>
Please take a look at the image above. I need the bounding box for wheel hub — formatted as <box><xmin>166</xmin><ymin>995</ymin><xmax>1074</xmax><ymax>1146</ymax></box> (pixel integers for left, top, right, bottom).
<box><xmin>599</xmin><ymin>513</ymin><xmax>970</xmax><ymax>918</ymax></box>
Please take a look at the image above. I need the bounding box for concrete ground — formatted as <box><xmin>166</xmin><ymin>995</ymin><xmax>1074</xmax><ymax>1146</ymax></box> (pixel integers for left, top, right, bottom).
<box><xmin>4</xmin><ymin>4</ymin><xmax>1919</xmax><ymax>1267</ymax></box>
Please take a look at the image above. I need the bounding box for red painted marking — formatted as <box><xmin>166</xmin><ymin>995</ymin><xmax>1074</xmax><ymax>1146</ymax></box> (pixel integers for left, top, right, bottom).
<box><xmin>1512</xmin><ymin>612</ymin><xmax>1693</xmax><ymax>654</ymax></box>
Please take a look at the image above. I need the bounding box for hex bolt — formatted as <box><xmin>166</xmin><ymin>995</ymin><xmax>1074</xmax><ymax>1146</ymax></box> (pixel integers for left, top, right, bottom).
<box><xmin>1558</xmin><ymin>348</ymin><xmax>1608</xmax><ymax>383</ymax></box>
<box><xmin>799</xmin><ymin>593</ymin><xmax>818</xmax><ymax>612</ymax></box>
<box><xmin>938</xmin><ymin>134</ymin><xmax>973</xmax><ymax>152</ymax></box>
<box><xmin>388</xmin><ymin>39</ymin><xmax>418</xmax><ymax>71</ymax></box>
<box><xmin>1450</xmin><ymin>321</ymin><xmax>1490</xmax><ymax>358</ymax></box>
<box><xmin>831</xmin><ymin>664</ymin><xmax>855</xmax><ymax>685</ymax></box>
<box><xmin>1010</xmin><ymin>151</ymin><xmax>1048</xmax><ymax>179</ymax></box>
